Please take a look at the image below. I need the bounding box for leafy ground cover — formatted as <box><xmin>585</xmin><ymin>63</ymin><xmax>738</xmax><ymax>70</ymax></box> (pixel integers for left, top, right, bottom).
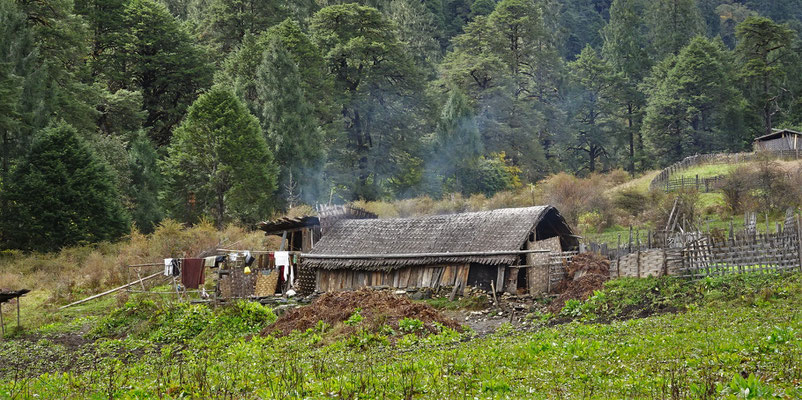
<box><xmin>1</xmin><ymin>273</ymin><xmax>801</xmax><ymax>399</ymax></box>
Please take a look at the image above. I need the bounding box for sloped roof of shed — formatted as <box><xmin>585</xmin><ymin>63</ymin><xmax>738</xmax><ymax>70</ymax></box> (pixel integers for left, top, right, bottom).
<box><xmin>303</xmin><ymin>206</ymin><xmax>570</xmax><ymax>270</ymax></box>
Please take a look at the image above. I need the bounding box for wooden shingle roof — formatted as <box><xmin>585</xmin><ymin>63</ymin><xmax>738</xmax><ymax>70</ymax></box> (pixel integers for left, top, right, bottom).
<box><xmin>304</xmin><ymin>206</ymin><xmax>572</xmax><ymax>270</ymax></box>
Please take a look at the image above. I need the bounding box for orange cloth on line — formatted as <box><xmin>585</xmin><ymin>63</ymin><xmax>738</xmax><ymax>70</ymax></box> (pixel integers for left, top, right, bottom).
<box><xmin>181</xmin><ymin>258</ymin><xmax>205</xmax><ymax>289</ymax></box>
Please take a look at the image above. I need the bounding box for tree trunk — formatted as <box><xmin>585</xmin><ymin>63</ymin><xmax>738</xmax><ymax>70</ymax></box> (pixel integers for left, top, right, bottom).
<box><xmin>628</xmin><ymin>104</ymin><xmax>635</xmax><ymax>176</ymax></box>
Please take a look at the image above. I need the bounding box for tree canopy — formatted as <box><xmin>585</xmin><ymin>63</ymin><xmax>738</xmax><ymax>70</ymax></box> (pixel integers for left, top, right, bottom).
<box><xmin>4</xmin><ymin>0</ymin><xmax>802</xmax><ymax>249</ymax></box>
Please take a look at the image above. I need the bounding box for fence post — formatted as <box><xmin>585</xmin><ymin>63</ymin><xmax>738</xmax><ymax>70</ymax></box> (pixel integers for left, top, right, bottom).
<box><xmin>696</xmin><ymin>174</ymin><xmax>699</xmax><ymax>191</ymax></box>
<box><xmin>797</xmin><ymin>215</ymin><xmax>802</xmax><ymax>271</ymax></box>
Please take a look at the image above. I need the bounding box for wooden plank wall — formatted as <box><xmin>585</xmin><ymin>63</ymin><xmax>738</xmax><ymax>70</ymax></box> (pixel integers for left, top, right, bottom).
<box><xmin>316</xmin><ymin>265</ymin><xmax>470</xmax><ymax>292</ymax></box>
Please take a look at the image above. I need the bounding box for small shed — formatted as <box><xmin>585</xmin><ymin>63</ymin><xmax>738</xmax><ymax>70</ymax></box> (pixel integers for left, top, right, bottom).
<box><xmin>753</xmin><ymin>129</ymin><xmax>802</xmax><ymax>151</ymax></box>
<box><xmin>303</xmin><ymin>206</ymin><xmax>577</xmax><ymax>295</ymax></box>
<box><xmin>258</xmin><ymin>205</ymin><xmax>377</xmax><ymax>252</ymax></box>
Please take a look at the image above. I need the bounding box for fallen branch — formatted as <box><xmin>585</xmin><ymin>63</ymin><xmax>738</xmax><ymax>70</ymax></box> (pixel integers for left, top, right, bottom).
<box><xmin>59</xmin><ymin>271</ymin><xmax>162</xmax><ymax>310</ymax></box>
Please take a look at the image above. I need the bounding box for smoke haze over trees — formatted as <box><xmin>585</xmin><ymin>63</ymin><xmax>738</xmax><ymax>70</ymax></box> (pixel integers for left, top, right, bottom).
<box><xmin>3</xmin><ymin>0</ymin><xmax>802</xmax><ymax>249</ymax></box>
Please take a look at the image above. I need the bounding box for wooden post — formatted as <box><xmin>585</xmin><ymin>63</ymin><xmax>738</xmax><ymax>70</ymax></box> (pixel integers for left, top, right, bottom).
<box><xmin>16</xmin><ymin>298</ymin><xmax>20</xmax><ymax>328</ymax></box>
<box><xmin>696</xmin><ymin>174</ymin><xmax>699</xmax><ymax>191</ymax></box>
<box><xmin>628</xmin><ymin>226</ymin><xmax>633</xmax><ymax>253</ymax></box>
<box><xmin>0</xmin><ymin>303</ymin><xmax>4</xmax><ymax>338</ymax></box>
<box><xmin>797</xmin><ymin>215</ymin><xmax>802</xmax><ymax>272</ymax></box>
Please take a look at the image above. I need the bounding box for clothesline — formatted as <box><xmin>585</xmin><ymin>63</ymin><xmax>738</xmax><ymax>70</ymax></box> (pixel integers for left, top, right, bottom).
<box><xmin>216</xmin><ymin>248</ymin><xmax>302</xmax><ymax>254</ymax></box>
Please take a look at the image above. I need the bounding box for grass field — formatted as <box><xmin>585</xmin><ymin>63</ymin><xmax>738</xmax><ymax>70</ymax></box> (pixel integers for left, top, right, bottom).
<box><xmin>1</xmin><ymin>273</ymin><xmax>801</xmax><ymax>399</ymax></box>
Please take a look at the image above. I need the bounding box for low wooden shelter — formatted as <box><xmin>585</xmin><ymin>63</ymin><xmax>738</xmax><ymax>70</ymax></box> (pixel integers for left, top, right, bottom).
<box><xmin>303</xmin><ymin>206</ymin><xmax>577</xmax><ymax>295</ymax></box>
<box><xmin>753</xmin><ymin>129</ymin><xmax>802</xmax><ymax>151</ymax></box>
<box><xmin>258</xmin><ymin>205</ymin><xmax>377</xmax><ymax>252</ymax></box>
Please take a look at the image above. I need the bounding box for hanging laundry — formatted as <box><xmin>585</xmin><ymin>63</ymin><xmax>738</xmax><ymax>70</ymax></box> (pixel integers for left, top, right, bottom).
<box><xmin>170</xmin><ymin>259</ymin><xmax>181</xmax><ymax>277</ymax></box>
<box><xmin>209</xmin><ymin>255</ymin><xmax>225</xmax><ymax>268</ymax></box>
<box><xmin>275</xmin><ymin>251</ymin><xmax>289</xmax><ymax>269</ymax></box>
<box><xmin>181</xmin><ymin>258</ymin><xmax>205</xmax><ymax>289</ymax></box>
<box><xmin>244</xmin><ymin>250</ymin><xmax>255</xmax><ymax>267</ymax></box>
<box><xmin>228</xmin><ymin>252</ymin><xmax>239</xmax><ymax>262</ymax></box>
<box><xmin>163</xmin><ymin>258</ymin><xmax>173</xmax><ymax>276</ymax></box>
<box><xmin>204</xmin><ymin>256</ymin><xmax>216</xmax><ymax>268</ymax></box>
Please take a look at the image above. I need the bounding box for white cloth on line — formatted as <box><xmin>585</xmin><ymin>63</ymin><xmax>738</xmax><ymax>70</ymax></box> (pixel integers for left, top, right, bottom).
<box><xmin>163</xmin><ymin>258</ymin><xmax>173</xmax><ymax>276</ymax></box>
<box><xmin>204</xmin><ymin>256</ymin><xmax>216</xmax><ymax>267</ymax></box>
<box><xmin>228</xmin><ymin>252</ymin><xmax>238</xmax><ymax>262</ymax></box>
<box><xmin>275</xmin><ymin>251</ymin><xmax>289</xmax><ymax>267</ymax></box>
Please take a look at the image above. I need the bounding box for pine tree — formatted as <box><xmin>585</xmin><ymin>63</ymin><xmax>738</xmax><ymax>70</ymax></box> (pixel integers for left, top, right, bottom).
<box><xmin>602</xmin><ymin>0</ymin><xmax>652</xmax><ymax>173</ymax></box>
<box><xmin>127</xmin><ymin>132</ymin><xmax>163</xmax><ymax>233</ymax></box>
<box><xmin>647</xmin><ymin>0</ymin><xmax>705</xmax><ymax>60</ymax></box>
<box><xmin>735</xmin><ymin>16</ymin><xmax>796</xmax><ymax>137</ymax></box>
<box><xmin>122</xmin><ymin>0</ymin><xmax>213</xmax><ymax>146</ymax></box>
<box><xmin>161</xmin><ymin>86</ymin><xmax>278</xmax><ymax>227</ymax></box>
<box><xmin>311</xmin><ymin>4</ymin><xmax>423</xmax><ymax>200</ymax></box>
<box><xmin>0</xmin><ymin>123</ymin><xmax>130</xmax><ymax>251</ymax></box>
<box><xmin>642</xmin><ymin>37</ymin><xmax>745</xmax><ymax>165</ymax></box>
<box><xmin>566</xmin><ymin>45</ymin><xmax>622</xmax><ymax>173</ymax></box>
<box><xmin>255</xmin><ymin>38</ymin><xmax>325</xmax><ymax>206</ymax></box>
<box><xmin>435</xmin><ymin>88</ymin><xmax>483</xmax><ymax>193</ymax></box>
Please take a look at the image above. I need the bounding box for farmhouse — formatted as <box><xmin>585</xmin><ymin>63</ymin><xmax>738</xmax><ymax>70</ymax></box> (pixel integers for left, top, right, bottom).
<box><xmin>753</xmin><ymin>129</ymin><xmax>802</xmax><ymax>151</ymax></box>
<box><xmin>302</xmin><ymin>206</ymin><xmax>577</xmax><ymax>295</ymax></box>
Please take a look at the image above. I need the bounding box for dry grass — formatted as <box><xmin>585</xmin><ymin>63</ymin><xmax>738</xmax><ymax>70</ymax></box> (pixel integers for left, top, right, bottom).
<box><xmin>0</xmin><ymin>219</ymin><xmax>268</xmax><ymax>304</ymax></box>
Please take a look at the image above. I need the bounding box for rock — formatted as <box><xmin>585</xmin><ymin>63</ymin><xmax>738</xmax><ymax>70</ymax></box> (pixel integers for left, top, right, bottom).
<box><xmin>272</xmin><ymin>305</ymin><xmax>296</xmax><ymax>316</ymax></box>
<box><xmin>394</xmin><ymin>290</ymin><xmax>406</xmax><ymax>295</ymax></box>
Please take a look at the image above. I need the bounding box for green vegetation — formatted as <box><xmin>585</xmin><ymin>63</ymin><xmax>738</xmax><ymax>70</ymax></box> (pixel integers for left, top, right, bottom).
<box><xmin>2</xmin><ymin>273</ymin><xmax>801</xmax><ymax>398</ymax></box>
<box><xmin>5</xmin><ymin>0</ymin><xmax>802</xmax><ymax>249</ymax></box>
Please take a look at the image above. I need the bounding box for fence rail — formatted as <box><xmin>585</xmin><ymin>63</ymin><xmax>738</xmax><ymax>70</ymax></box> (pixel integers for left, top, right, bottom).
<box><xmin>679</xmin><ymin>230</ymin><xmax>802</xmax><ymax>278</ymax></box>
<box><xmin>649</xmin><ymin>150</ymin><xmax>802</xmax><ymax>192</ymax></box>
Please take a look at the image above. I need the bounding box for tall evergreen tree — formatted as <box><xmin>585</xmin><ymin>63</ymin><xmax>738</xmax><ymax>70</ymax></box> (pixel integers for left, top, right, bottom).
<box><xmin>161</xmin><ymin>86</ymin><xmax>278</xmax><ymax>227</ymax></box>
<box><xmin>311</xmin><ymin>4</ymin><xmax>423</xmax><ymax>200</ymax></box>
<box><xmin>435</xmin><ymin>88</ymin><xmax>483</xmax><ymax>193</ymax></box>
<box><xmin>647</xmin><ymin>0</ymin><xmax>705</xmax><ymax>60</ymax></box>
<box><xmin>566</xmin><ymin>45</ymin><xmax>622</xmax><ymax>173</ymax></box>
<box><xmin>255</xmin><ymin>38</ymin><xmax>325</xmax><ymax>206</ymax></box>
<box><xmin>122</xmin><ymin>0</ymin><xmax>213</xmax><ymax>145</ymax></box>
<box><xmin>0</xmin><ymin>123</ymin><xmax>130</xmax><ymax>251</ymax></box>
<box><xmin>602</xmin><ymin>0</ymin><xmax>651</xmax><ymax>174</ymax></box>
<box><xmin>642</xmin><ymin>37</ymin><xmax>745</xmax><ymax>165</ymax></box>
<box><xmin>204</xmin><ymin>0</ymin><xmax>287</xmax><ymax>53</ymax></box>
<box><xmin>127</xmin><ymin>132</ymin><xmax>163</xmax><ymax>233</ymax></box>
<box><xmin>735</xmin><ymin>16</ymin><xmax>796</xmax><ymax>137</ymax></box>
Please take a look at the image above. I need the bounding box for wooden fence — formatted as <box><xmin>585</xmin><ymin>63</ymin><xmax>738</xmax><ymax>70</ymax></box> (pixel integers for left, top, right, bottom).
<box><xmin>660</xmin><ymin>175</ymin><xmax>724</xmax><ymax>193</ymax></box>
<box><xmin>679</xmin><ymin>230</ymin><xmax>802</xmax><ymax>278</ymax></box>
<box><xmin>649</xmin><ymin>150</ymin><xmax>802</xmax><ymax>192</ymax></box>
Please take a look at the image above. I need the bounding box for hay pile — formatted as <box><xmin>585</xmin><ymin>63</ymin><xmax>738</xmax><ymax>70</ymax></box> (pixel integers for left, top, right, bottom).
<box><xmin>262</xmin><ymin>289</ymin><xmax>461</xmax><ymax>337</ymax></box>
<box><xmin>550</xmin><ymin>253</ymin><xmax>611</xmax><ymax>313</ymax></box>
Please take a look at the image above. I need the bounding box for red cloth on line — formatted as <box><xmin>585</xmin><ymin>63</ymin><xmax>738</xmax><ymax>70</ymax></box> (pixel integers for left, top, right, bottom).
<box><xmin>181</xmin><ymin>258</ymin><xmax>205</xmax><ymax>289</ymax></box>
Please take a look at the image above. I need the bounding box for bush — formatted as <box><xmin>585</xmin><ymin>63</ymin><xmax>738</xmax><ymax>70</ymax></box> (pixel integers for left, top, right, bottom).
<box><xmin>577</xmin><ymin>211</ymin><xmax>605</xmax><ymax>234</ymax></box>
<box><xmin>613</xmin><ymin>188</ymin><xmax>649</xmax><ymax>216</ymax></box>
<box><xmin>720</xmin><ymin>160</ymin><xmax>802</xmax><ymax>215</ymax></box>
<box><xmin>540</xmin><ymin>173</ymin><xmax>611</xmax><ymax>225</ymax></box>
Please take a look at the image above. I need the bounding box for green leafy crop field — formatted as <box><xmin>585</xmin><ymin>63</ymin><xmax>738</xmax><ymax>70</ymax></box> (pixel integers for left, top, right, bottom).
<box><xmin>2</xmin><ymin>274</ymin><xmax>801</xmax><ymax>399</ymax></box>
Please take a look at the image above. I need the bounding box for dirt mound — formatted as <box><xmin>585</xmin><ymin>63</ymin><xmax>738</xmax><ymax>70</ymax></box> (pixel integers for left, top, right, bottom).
<box><xmin>564</xmin><ymin>253</ymin><xmax>610</xmax><ymax>279</ymax></box>
<box><xmin>550</xmin><ymin>253</ymin><xmax>611</xmax><ymax>313</ymax></box>
<box><xmin>262</xmin><ymin>289</ymin><xmax>462</xmax><ymax>338</ymax></box>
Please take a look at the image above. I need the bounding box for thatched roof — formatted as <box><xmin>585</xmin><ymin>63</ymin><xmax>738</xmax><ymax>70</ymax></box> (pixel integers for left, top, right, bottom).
<box><xmin>303</xmin><ymin>206</ymin><xmax>574</xmax><ymax>271</ymax></box>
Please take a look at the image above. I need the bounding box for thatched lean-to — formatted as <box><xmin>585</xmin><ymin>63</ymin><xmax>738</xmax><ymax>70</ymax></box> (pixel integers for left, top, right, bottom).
<box><xmin>303</xmin><ymin>206</ymin><xmax>577</xmax><ymax>294</ymax></box>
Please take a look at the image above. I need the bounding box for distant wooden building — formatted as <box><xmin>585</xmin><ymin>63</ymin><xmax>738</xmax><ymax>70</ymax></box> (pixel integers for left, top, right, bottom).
<box><xmin>303</xmin><ymin>206</ymin><xmax>578</xmax><ymax>295</ymax></box>
<box><xmin>258</xmin><ymin>205</ymin><xmax>377</xmax><ymax>252</ymax></box>
<box><xmin>753</xmin><ymin>129</ymin><xmax>802</xmax><ymax>151</ymax></box>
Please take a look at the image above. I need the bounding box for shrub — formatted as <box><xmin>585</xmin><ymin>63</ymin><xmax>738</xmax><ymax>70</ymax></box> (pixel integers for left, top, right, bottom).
<box><xmin>540</xmin><ymin>172</ymin><xmax>611</xmax><ymax>225</ymax></box>
<box><xmin>613</xmin><ymin>188</ymin><xmax>649</xmax><ymax>216</ymax></box>
<box><xmin>578</xmin><ymin>211</ymin><xmax>605</xmax><ymax>234</ymax></box>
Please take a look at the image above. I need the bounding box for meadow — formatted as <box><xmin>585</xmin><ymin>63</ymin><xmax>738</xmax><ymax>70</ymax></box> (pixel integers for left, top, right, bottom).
<box><xmin>2</xmin><ymin>273</ymin><xmax>800</xmax><ymax>399</ymax></box>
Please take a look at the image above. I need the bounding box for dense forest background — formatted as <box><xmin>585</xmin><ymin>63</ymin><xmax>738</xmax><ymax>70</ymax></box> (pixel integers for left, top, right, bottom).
<box><xmin>2</xmin><ymin>0</ymin><xmax>802</xmax><ymax>251</ymax></box>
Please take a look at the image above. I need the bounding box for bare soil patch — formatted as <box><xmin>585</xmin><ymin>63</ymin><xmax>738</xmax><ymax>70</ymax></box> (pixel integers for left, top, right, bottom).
<box><xmin>262</xmin><ymin>289</ymin><xmax>462</xmax><ymax>337</ymax></box>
